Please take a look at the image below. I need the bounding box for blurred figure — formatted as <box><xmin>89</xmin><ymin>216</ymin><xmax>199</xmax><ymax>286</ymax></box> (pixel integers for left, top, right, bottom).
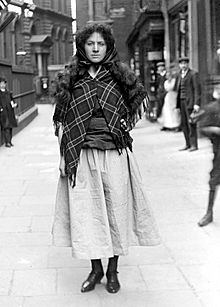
<box><xmin>175</xmin><ymin>57</ymin><xmax>201</xmax><ymax>151</ymax></box>
<box><xmin>158</xmin><ymin>65</ymin><xmax>181</xmax><ymax>131</ymax></box>
<box><xmin>49</xmin><ymin>80</ymin><xmax>58</xmax><ymax>105</ymax></box>
<box><xmin>155</xmin><ymin>62</ymin><xmax>166</xmax><ymax>118</ymax></box>
<box><xmin>198</xmin><ymin>84</ymin><xmax>220</xmax><ymax>227</ymax></box>
<box><xmin>0</xmin><ymin>77</ymin><xmax>17</xmax><ymax>147</ymax></box>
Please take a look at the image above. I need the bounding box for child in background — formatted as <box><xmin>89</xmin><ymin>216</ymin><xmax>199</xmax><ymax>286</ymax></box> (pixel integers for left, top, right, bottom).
<box><xmin>198</xmin><ymin>83</ymin><xmax>220</xmax><ymax>226</ymax></box>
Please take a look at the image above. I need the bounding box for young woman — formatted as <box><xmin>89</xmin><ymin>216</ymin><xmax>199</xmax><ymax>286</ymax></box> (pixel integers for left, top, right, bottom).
<box><xmin>158</xmin><ymin>67</ymin><xmax>181</xmax><ymax>131</ymax></box>
<box><xmin>52</xmin><ymin>24</ymin><xmax>160</xmax><ymax>294</ymax></box>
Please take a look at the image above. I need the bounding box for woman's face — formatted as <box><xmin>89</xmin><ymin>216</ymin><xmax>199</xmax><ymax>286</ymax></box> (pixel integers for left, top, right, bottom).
<box><xmin>84</xmin><ymin>32</ymin><xmax>107</xmax><ymax>63</ymax></box>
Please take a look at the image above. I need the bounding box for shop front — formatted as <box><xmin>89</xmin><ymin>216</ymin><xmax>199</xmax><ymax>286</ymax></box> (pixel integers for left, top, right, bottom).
<box><xmin>164</xmin><ymin>0</ymin><xmax>220</xmax><ymax>104</ymax></box>
<box><xmin>127</xmin><ymin>10</ymin><xmax>164</xmax><ymax>119</ymax></box>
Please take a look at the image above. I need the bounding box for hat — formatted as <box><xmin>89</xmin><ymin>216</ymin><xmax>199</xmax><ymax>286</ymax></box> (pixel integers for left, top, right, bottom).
<box><xmin>156</xmin><ymin>61</ymin><xmax>165</xmax><ymax>68</ymax></box>
<box><xmin>0</xmin><ymin>77</ymin><xmax>7</xmax><ymax>82</ymax></box>
<box><xmin>179</xmin><ymin>57</ymin><xmax>189</xmax><ymax>63</ymax></box>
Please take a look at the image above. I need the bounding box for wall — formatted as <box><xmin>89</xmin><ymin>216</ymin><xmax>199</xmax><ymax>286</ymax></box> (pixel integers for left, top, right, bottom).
<box><xmin>110</xmin><ymin>0</ymin><xmax>134</xmax><ymax>62</ymax></box>
<box><xmin>76</xmin><ymin>0</ymin><xmax>89</xmax><ymax>30</ymax></box>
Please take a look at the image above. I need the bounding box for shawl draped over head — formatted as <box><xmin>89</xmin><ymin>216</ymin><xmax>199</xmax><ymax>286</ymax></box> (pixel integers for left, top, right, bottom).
<box><xmin>53</xmin><ymin>27</ymin><xmax>147</xmax><ymax>184</ymax></box>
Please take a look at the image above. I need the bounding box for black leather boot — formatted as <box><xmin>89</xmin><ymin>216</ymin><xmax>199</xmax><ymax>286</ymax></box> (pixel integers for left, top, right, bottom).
<box><xmin>198</xmin><ymin>211</ymin><xmax>213</xmax><ymax>227</ymax></box>
<box><xmin>81</xmin><ymin>259</ymin><xmax>104</xmax><ymax>293</ymax></box>
<box><xmin>198</xmin><ymin>189</ymin><xmax>215</xmax><ymax>227</ymax></box>
<box><xmin>81</xmin><ymin>270</ymin><xmax>104</xmax><ymax>292</ymax></box>
<box><xmin>106</xmin><ymin>255</ymin><xmax>120</xmax><ymax>293</ymax></box>
<box><xmin>106</xmin><ymin>270</ymin><xmax>120</xmax><ymax>293</ymax></box>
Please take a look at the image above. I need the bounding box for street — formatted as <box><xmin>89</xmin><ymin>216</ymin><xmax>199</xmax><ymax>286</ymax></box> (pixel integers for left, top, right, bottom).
<box><xmin>0</xmin><ymin>104</ymin><xmax>220</xmax><ymax>307</ymax></box>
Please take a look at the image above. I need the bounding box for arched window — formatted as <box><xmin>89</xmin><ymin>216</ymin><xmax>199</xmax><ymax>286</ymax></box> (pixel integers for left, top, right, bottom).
<box><xmin>31</xmin><ymin>24</ymin><xmax>37</xmax><ymax>36</ymax></box>
<box><xmin>61</xmin><ymin>28</ymin><xmax>68</xmax><ymax>63</ymax></box>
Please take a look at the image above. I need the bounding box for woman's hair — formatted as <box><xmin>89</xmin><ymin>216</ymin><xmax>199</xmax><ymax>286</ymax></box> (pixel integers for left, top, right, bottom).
<box><xmin>76</xmin><ymin>23</ymin><xmax>115</xmax><ymax>53</ymax></box>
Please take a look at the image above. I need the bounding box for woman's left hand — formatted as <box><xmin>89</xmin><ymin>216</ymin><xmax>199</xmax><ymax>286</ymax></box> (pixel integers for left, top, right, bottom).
<box><xmin>120</xmin><ymin>119</ymin><xmax>129</xmax><ymax>132</ymax></box>
<box><xmin>193</xmin><ymin>104</ymin><xmax>200</xmax><ymax>112</ymax></box>
<box><xmin>59</xmin><ymin>156</ymin><xmax>66</xmax><ymax>177</ymax></box>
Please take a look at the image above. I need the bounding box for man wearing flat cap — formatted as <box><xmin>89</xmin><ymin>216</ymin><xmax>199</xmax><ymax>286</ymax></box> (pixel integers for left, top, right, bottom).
<box><xmin>175</xmin><ymin>57</ymin><xmax>201</xmax><ymax>151</ymax></box>
<box><xmin>155</xmin><ymin>61</ymin><xmax>166</xmax><ymax>118</ymax></box>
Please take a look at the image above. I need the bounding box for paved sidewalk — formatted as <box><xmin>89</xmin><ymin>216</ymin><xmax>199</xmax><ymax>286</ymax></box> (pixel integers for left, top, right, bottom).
<box><xmin>0</xmin><ymin>104</ymin><xmax>219</xmax><ymax>307</ymax></box>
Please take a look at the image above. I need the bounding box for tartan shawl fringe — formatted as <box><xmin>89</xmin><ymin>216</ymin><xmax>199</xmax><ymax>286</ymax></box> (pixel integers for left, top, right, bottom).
<box><xmin>53</xmin><ymin>64</ymin><xmax>147</xmax><ymax>183</ymax></box>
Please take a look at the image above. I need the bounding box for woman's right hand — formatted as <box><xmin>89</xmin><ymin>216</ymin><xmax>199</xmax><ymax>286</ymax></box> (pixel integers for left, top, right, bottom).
<box><xmin>59</xmin><ymin>156</ymin><xmax>66</xmax><ymax>177</ymax></box>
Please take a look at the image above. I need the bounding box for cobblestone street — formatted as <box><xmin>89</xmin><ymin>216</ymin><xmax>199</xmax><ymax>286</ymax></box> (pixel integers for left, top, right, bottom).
<box><xmin>0</xmin><ymin>104</ymin><xmax>219</xmax><ymax>307</ymax></box>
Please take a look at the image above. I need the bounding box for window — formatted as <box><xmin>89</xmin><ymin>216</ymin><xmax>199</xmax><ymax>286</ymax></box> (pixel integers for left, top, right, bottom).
<box><xmin>93</xmin><ymin>0</ymin><xmax>107</xmax><ymax>20</ymax></box>
<box><xmin>170</xmin><ymin>5</ymin><xmax>189</xmax><ymax>62</ymax></box>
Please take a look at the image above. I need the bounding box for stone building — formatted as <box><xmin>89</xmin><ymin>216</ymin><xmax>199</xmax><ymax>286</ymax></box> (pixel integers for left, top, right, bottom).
<box><xmin>0</xmin><ymin>0</ymin><xmax>73</xmax><ymax>144</ymax></box>
<box><xmin>0</xmin><ymin>0</ymin><xmax>73</xmax><ymax>93</ymax></box>
<box><xmin>0</xmin><ymin>0</ymin><xmax>38</xmax><ymax>145</ymax></box>
<box><xmin>127</xmin><ymin>0</ymin><xmax>164</xmax><ymax>102</ymax></box>
<box><xmin>29</xmin><ymin>0</ymin><xmax>73</xmax><ymax>96</ymax></box>
<box><xmin>127</xmin><ymin>0</ymin><xmax>220</xmax><ymax>106</ymax></box>
<box><xmin>161</xmin><ymin>0</ymin><xmax>220</xmax><ymax>103</ymax></box>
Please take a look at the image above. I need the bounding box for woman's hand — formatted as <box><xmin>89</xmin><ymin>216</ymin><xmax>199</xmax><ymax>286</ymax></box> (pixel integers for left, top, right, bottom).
<box><xmin>193</xmin><ymin>104</ymin><xmax>200</xmax><ymax>112</ymax></box>
<box><xmin>59</xmin><ymin>156</ymin><xmax>66</xmax><ymax>177</ymax></box>
<box><xmin>120</xmin><ymin>118</ymin><xmax>129</xmax><ymax>132</ymax></box>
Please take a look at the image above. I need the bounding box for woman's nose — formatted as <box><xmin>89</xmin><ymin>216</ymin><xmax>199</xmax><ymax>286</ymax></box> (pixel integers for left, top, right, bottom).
<box><xmin>93</xmin><ymin>43</ymin><xmax>99</xmax><ymax>52</ymax></box>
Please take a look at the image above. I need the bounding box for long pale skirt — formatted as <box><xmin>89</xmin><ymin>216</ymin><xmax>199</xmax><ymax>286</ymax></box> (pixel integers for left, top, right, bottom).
<box><xmin>158</xmin><ymin>78</ymin><xmax>181</xmax><ymax>129</ymax></box>
<box><xmin>52</xmin><ymin>148</ymin><xmax>160</xmax><ymax>259</ymax></box>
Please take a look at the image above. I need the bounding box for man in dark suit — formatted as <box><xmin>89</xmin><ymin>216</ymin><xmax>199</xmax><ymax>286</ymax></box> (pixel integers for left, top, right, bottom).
<box><xmin>175</xmin><ymin>57</ymin><xmax>201</xmax><ymax>151</ymax></box>
<box><xmin>156</xmin><ymin>62</ymin><xmax>166</xmax><ymax>118</ymax></box>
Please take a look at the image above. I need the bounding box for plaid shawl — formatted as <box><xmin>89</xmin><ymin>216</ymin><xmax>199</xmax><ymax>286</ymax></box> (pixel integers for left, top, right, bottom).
<box><xmin>59</xmin><ymin>67</ymin><xmax>131</xmax><ymax>180</ymax></box>
<box><xmin>53</xmin><ymin>67</ymin><xmax>147</xmax><ymax>185</ymax></box>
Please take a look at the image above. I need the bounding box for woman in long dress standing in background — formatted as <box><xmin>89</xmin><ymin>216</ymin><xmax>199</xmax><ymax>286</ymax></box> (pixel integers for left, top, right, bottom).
<box><xmin>159</xmin><ymin>67</ymin><xmax>181</xmax><ymax>131</ymax></box>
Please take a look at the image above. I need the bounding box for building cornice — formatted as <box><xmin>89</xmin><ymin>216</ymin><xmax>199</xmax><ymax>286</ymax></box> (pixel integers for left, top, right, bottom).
<box><xmin>34</xmin><ymin>6</ymin><xmax>74</xmax><ymax>21</ymax></box>
<box><xmin>127</xmin><ymin>10</ymin><xmax>163</xmax><ymax>45</ymax></box>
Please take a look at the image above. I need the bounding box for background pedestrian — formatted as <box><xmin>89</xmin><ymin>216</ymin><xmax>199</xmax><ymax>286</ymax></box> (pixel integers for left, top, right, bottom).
<box><xmin>175</xmin><ymin>57</ymin><xmax>201</xmax><ymax>152</ymax></box>
<box><xmin>198</xmin><ymin>83</ymin><xmax>220</xmax><ymax>226</ymax></box>
<box><xmin>0</xmin><ymin>77</ymin><xmax>17</xmax><ymax>147</ymax></box>
<box><xmin>158</xmin><ymin>64</ymin><xmax>181</xmax><ymax>131</ymax></box>
<box><xmin>155</xmin><ymin>61</ymin><xmax>166</xmax><ymax>118</ymax></box>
